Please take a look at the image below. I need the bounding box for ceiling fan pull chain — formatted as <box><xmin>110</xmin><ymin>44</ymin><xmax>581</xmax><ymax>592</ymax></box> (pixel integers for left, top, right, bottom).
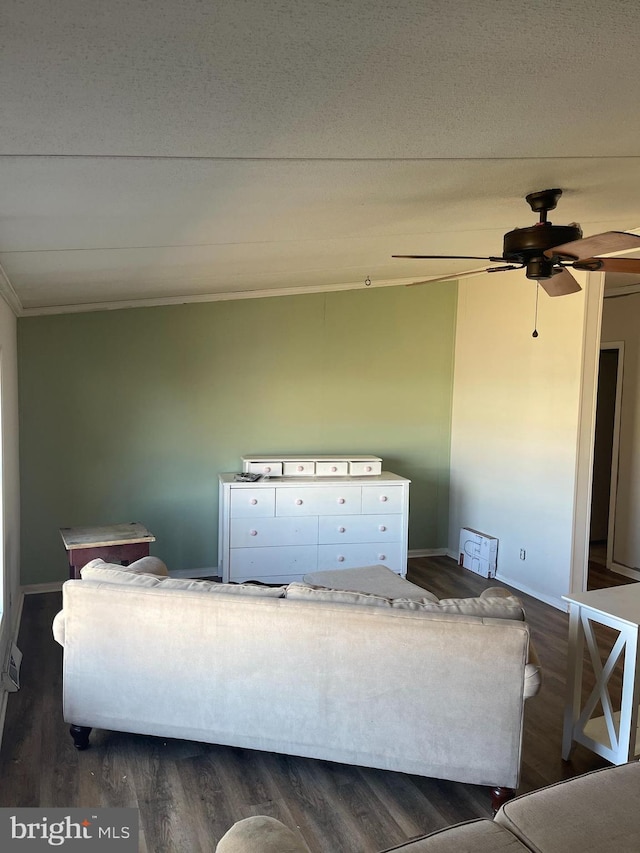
<box><xmin>532</xmin><ymin>283</ymin><xmax>540</xmax><ymax>338</ymax></box>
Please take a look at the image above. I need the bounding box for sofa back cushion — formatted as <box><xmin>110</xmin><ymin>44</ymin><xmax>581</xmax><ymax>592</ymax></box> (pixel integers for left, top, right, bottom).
<box><xmin>158</xmin><ymin>578</ymin><xmax>286</xmax><ymax>597</ymax></box>
<box><xmin>80</xmin><ymin>559</ymin><xmax>286</xmax><ymax>597</ymax></box>
<box><xmin>285</xmin><ymin>582</ymin><xmax>525</xmax><ymax>620</ymax></box>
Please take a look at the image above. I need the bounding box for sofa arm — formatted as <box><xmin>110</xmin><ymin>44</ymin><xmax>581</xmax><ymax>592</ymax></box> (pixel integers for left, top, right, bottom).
<box><xmin>216</xmin><ymin>816</ymin><xmax>310</xmax><ymax>853</ymax></box>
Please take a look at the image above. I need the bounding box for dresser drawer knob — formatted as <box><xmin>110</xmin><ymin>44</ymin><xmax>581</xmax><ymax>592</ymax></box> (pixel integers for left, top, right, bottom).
<box><xmin>331</xmin><ymin>466</ymin><xmax>337</xmax><ymax>472</ymax></box>
<box><xmin>365</xmin><ymin>465</ymin><xmax>372</xmax><ymax>472</ymax></box>
<box><xmin>379</xmin><ymin>495</ymin><xmax>388</xmax><ymax>502</ymax></box>
<box><xmin>295</xmin><ymin>499</ymin><xmax>303</xmax><ymax>505</ymax></box>
<box><xmin>264</xmin><ymin>466</ymin><xmax>272</xmax><ymax>473</ymax></box>
<box><xmin>250</xmin><ymin>498</ymin><xmax>258</xmax><ymax>505</ymax></box>
<box><xmin>338</xmin><ymin>526</ymin><xmax>346</xmax><ymax>533</ymax></box>
<box><xmin>337</xmin><ymin>555</ymin><xmax>345</xmax><ymax>562</ymax></box>
<box><xmin>250</xmin><ymin>529</ymin><xmax>258</xmax><ymax>536</ymax></box>
<box><xmin>378</xmin><ymin>554</ymin><xmax>386</xmax><ymax>561</ymax></box>
<box><xmin>297</xmin><ymin>465</ymin><xmax>304</xmax><ymax>471</ymax></box>
<box><xmin>337</xmin><ymin>497</ymin><xmax>345</xmax><ymax>504</ymax></box>
<box><xmin>379</xmin><ymin>525</ymin><xmax>386</xmax><ymax>531</ymax></box>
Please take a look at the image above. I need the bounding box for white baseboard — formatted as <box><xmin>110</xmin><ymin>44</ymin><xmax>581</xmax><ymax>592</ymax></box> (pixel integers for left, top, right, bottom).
<box><xmin>22</xmin><ymin>581</ymin><xmax>64</xmax><ymax>595</ymax></box>
<box><xmin>445</xmin><ymin>550</ymin><xmax>567</xmax><ymax>611</ymax></box>
<box><xmin>490</xmin><ymin>573</ymin><xmax>568</xmax><ymax>612</ymax></box>
<box><xmin>408</xmin><ymin>548</ymin><xmax>448</xmax><ymax>558</ymax></box>
<box><xmin>609</xmin><ymin>562</ymin><xmax>640</xmax><ymax>582</ymax></box>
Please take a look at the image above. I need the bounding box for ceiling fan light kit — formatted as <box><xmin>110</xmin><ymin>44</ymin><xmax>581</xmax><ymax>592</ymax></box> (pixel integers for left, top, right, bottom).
<box><xmin>394</xmin><ymin>188</ymin><xmax>640</xmax><ymax>297</ymax></box>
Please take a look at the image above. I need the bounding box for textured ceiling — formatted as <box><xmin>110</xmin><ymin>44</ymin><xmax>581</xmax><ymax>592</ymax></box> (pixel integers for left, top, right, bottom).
<box><xmin>2</xmin><ymin>0</ymin><xmax>640</xmax><ymax>314</ymax></box>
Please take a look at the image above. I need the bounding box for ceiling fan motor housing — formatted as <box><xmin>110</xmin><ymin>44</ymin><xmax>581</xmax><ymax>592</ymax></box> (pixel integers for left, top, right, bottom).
<box><xmin>503</xmin><ymin>223</ymin><xmax>583</xmax><ymax>278</ymax></box>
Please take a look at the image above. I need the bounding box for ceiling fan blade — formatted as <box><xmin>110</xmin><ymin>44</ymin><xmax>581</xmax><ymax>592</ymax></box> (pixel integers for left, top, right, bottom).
<box><xmin>406</xmin><ymin>266</ymin><xmax>491</xmax><ymax>286</ymax></box>
<box><xmin>537</xmin><ymin>268</ymin><xmax>582</xmax><ymax>297</ymax></box>
<box><xmin>573</xmin><ymin>257</ymin><xmax>640</xmax><ymax>274</ymax></box>
<box><xmin>544</xmin><ymin>231</ymin><xmax>640</xmax><ymax>261</ymax></box>
<box><xmin>393</xmin><ymin>254</ymin><xmax>505</xmax><ymax>261</ymax></box>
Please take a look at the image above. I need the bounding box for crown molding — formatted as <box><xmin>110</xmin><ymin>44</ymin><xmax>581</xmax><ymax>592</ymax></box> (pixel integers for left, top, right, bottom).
<box><xmin>18</xmin><ymin>277</ymin><xmax>425</xmax><ymax>317</ymax></box>
<box><xmin>0</xmin><ymin>262</ymin><xmax>23</xmax><ymax>316</ymax></box>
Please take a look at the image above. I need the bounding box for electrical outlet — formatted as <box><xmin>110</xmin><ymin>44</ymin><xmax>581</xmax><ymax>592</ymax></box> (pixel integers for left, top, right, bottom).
<box><xmin>519</xmin><ymin>549</ymin><xmax>526</xmax><ymax>560</ymax></box>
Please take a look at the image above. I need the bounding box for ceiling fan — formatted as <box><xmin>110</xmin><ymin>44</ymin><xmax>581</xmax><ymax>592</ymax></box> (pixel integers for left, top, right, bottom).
<box><xmin>393</xmin><ymin>188</ymin><xmax>640</xmax><ymax>297</ymax></box>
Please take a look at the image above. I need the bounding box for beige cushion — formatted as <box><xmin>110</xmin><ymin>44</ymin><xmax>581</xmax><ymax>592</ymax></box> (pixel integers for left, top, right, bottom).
<box><xmin>286</xmin><ymin>582</ymin><xmax>524</xmax><ymax>619</ymax></box>
<box><xmin>80</xmin><ymin>561</ymin><xmax>163</xmax><ymax>586</ymax></box>
<box><xmin>52</xmin><ymin>610</ymin><xmax>65</xmax><ymax>646</ymax></box>
<box><xmin>80</xmin><ymin>561</ymin><xmax>286</xmax><ymax>597</ymax></box>
<box><xmin>286</xmin><ymin>582</ymin><xmax>395</xmax><ymax>608</ymax></box>
<box><xmin>80</xmin><ymin>556</ymin><xmax>169</xmax><ymax>578</ymax></box>
<box><xmin>429</xmin><ymin>596</ymin><xmax>524</xmax><ymax>620</ymax></box>
<box><xmin>216</xmin><ymin>816</ymin><xmax>310</xmax><ymax>853</ymax></box>
<box><xmin>495</xmin><ymin>761</ymin><xmax>640</xmax><ymax>853</ymax></box>
<box><xmin>159</xmin><ymin>578</ymin><xmax>286</xmax><ymax>597</ymax></box>
<box><xmin>126</xmin><ymin>556</ymin><xmax>170</xmax><ymax>576</ymax></box>
<box><xmin>524</xmin><ymin>641</ymin><xmax>542</xmax><ymax>700</ymax></box>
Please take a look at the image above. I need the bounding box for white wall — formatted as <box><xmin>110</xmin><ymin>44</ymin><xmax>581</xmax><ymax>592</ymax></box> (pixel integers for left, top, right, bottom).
<box><xmin>0</xmin><ymin>292</ymin><xmax>20</xmax><ymax>670</ymax></box>
<box><xmin>601</xmin><ymin>292</ymin><xmax>640</xmax><ymax>570</ymax></box>
<box><xmin>448</xmin><ymin>269</ymin><xmax>589</xmax><ymax>609</ymax></box>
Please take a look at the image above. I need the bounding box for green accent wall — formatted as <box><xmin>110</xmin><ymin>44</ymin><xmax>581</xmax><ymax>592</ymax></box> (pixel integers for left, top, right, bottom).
<box><xmin>18</xmin><ymin>285</ymin><xmax>457</xmax><ymax>584</ymax></box>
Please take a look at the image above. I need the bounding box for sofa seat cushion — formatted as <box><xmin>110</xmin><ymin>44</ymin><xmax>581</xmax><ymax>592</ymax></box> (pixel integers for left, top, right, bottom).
<box><xmin>381</xmin><ymin>820</ymin><xmax>531</xmax><ymax>852</ymax></box>
<box><xmin>495</xmin><ymin>761</ymin><xmax>640</xmax><ymax>853</ymax></box>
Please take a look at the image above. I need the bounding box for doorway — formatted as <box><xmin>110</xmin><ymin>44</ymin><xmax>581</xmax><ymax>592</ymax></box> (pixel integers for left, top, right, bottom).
<box><xmin>588</xmin><ymin>343</ymin><xmax>624</xmax><ymax>589</ymax></box>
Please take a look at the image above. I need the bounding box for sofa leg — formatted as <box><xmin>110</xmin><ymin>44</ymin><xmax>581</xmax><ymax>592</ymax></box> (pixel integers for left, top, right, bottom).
<box><xmin>491</xmin><ymin>786</ymin><xmax>515</xmax><ymax>814</ymax></box>
<box><xmin>69</xmin><ymin>725</ymin><xmax>92</xmax><ymax>750</ymax></box>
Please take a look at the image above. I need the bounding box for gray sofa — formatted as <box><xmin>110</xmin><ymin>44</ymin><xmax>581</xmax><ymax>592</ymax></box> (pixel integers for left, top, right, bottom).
<box><xmin>216</xmin><ymin>761</ymin><xmax>640</xmax><ymax>852</ymax></box>
<box><xmin>53</xmin><ymin>560</ymin><xmax>539</xmax><ymax>812</ymax></box>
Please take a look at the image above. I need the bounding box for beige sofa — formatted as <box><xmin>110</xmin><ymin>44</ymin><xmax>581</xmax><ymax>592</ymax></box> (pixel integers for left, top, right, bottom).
<box><xmin>215</xmin><ymin>761</ymin><xmax>640</xmax><ymax>852</ymax></box>
<box><xmin>53</xmin><ymin>560</ymin><xmax>540</xmax><ymax>811</ymax></box>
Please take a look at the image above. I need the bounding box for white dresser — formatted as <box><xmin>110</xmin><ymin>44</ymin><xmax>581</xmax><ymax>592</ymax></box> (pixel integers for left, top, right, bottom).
<box><xmin>218</xmin><ymin>459</ymin><xmax>410</xmax><ymax>584</ymax></box>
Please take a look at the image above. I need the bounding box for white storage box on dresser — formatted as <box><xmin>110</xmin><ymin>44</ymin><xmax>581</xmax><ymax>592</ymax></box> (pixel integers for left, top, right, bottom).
<box><xmin>218</xmin><ymin>456</ymin><xmax>410</xmax><ymax>584</ymax></box>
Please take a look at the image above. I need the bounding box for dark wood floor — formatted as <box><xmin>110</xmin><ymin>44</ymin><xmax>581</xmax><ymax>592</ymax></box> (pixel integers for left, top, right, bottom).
<box><xmin>0</xmin><ymin>554</ymin><xmax>634</xmax><ymax>852</ymax></box>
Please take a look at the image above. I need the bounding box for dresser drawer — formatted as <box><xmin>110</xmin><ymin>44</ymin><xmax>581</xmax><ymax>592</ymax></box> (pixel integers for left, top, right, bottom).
<box><xmin>230</xmin><ymin>545</ymin><xmax>317</xmax><ymax>578</ymax></box>
<box><xmin>283</xmin><ymin>461</ymin><xmax>316</xmax><ymax>476</ymax></box>
<box><xmin>317</xmin><ymin>542</ymin><xmax>403</xmax><ymax>572</ymax></box>
<box><xmin>230</xmin><ymin>488</ymin><xmax>276</xmax><ymax>517</ymax></box>
<box><xmin>361</xmin><ymin>485</ymin><xmax>404</xmax><ymax>514</ymax></box>
<box><xmin>315</xmin><ymin>461</ymin><xmax>349</xmax><ymax>476</ymax></box>
<box><xmin>246</xmin><ymin>461</ymin><xmax>283</xmax><ymax>476</ymax></box>
<box><xmin>276</xmin><ymin>486</ymin><xmax>362</xmax><ymax>516</ymax></box>
<box><xmin>230</xmin><ymin>516</ymin><xmax>318</xmax><ymax>548</ymax></box>
<box><xmin>318</xmin><ymin>514</ymin><xmax>402</xmax><ymax>545</ymax></box>
<box><xmin>349</xmin><ymin>460</ymin><xmax>382</xmax><ymax>476</ymax></box>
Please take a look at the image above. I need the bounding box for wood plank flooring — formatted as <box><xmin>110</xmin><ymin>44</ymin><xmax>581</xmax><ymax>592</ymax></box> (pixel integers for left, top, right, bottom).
<box><xmin>0</xmin><ymin>555</ymin><xmax>634</xmax><ymax>852</ymax></box>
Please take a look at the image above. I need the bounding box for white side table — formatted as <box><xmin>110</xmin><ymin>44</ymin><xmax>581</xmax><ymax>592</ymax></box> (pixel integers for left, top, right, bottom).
<box><xmin>562</xmin><ymin>583</ymin><xmax>640</xmax><ymax>764</ymax></box>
